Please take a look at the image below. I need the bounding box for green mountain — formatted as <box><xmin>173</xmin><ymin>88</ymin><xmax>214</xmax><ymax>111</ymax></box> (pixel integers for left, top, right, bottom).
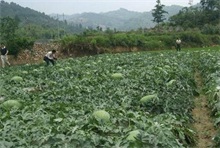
<box><xmin>61</xmin><ymin>6</ymin><xmax>184</xmax><ymax>31</ymax></box>
<box><xmin>0</xmin><ymin>1</ymin><xmax>57</xmax><ymax>27</ymax></box>
<box><xmin>0</xmin><ymin>1</ymin><xmax>83</xmax><ymax>35</ymax></box>
<box><xmin>1</xmin><ymin>0</ymin><xmax>188</xmax><ymax>32</ymax></box>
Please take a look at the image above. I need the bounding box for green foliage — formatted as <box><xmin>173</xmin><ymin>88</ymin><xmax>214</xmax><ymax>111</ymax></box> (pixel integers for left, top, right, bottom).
<box><xmin>210</xmin><ymin>35</ymin><xmax>220</xmax><ymax>45</ymax></box>
<box><xmin>144</xmin><ymin>40</ymin><xmax>164</xmax><ymax>50</ymax></box>
<box><xmin>93</xmin><ymin>35</ymin><xmax>111</xmax><ymax>47</ymax></box>
<box><xmin>15</xmin><ymin>38</ymin><xmax>34</xmax><ymax>49</ymax></box>
<box><xmin>60</xmin><ymin>31</ymin><xmax>219</xmax><ymax>54</ymax></box>
<box><xmin>126</xmin><ymin>130</ymin><xmax>140</xmax><ymax>141</ymax></box>
<box><xmin>3</xmin><ymin>47</ymin><xmax>220</xmax><ymax>147</ymax></box>
<box><xmin>0</xmin><ymin>17</ymin><xmax>18</xmax><ymax>43</ymax></box>
<box><xmin>170</xmin><ymin>1</ymin><xmax>219</xmax><ymax>30</ymax></box>
<box><xmin>0</xmin><ymin>16</ymin><xmax>35</xmax><ymax>56</ymax></box>
<box><xmin>180</xmin><ymin>32</ymin><xmax>210</xmax><ymax>47</ymax></box>
<box><xmin>6</xmin><ymin>37</ymin><xmax>34</xmax><ymax>56</ymax></box>
<box><xmin>169</xmin><ymin>7</ymin><xmax>201</xmax><ymax>29</ymax></box>
<box><xmin>0</xmin><ymin>1</ymin><xmax>85</xmax><ymax>40</ymax></box>
<box><xmin>200</xmin><ymin>0</ymin><xmax>220</xmax><ymax>11</ymax></box>
<box><xmin>181</xmin><ymin>32</ymin><xmax>205</xmax><ymax>45</ymax></box>
<box><xmin>110</xmin><ymin>33</ymin><xmax>129</xmax><ymax>47</ymax></box>
<box><xmin>194</xmin><ymin>48</ymin><xmax>220</xmax><ymax>147</ymax></box>
<box><xmin>201</xmin><ymin>24</ymin><xmax>220</xmax><ymax>35</ymax></box>
<box><xmin>152</xmin><ymin>0</ymin><xmax>168</xmax><ymax>27</ymax></box>
<box><xmin>6</xmin><ymin>41</ymin><xmax>19</xmax><ymax>56</ymax></box>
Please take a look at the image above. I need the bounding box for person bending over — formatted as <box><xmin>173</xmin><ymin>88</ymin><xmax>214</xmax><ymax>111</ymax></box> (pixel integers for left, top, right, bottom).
<box><xmin>43</xmin><ymin>50</ymin><xmax>57</xmax><ymax>66</ymax></box>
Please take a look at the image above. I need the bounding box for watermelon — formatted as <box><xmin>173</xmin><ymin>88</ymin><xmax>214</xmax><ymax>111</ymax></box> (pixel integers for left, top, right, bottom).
<box><xmin>11</xmin><ymin>76</ymin><xmax>23</xmax><ymax>82</ymax></box>
<box><xmin>2</xmin><ymin>100</ymin><xmax>22</xmax><ymax>109</ymax></box>
<box><xmin>166</xmin><ymin>79</ymin><xmax>176</xmax><ymax>86</ymax></box>
<box><xmin>93</xmin><ymin>110</ymin><xmax>110</xmax><ymax>122</ymax></box>
<box><xmin>111</xmin><ymin>73</ymin><xmax>123</xmax><ymax>79</ymax></box>
<box><xmin>140</xmin><ymin>94</ymin><xmax>157</xmax><ymax>103</ymax></box>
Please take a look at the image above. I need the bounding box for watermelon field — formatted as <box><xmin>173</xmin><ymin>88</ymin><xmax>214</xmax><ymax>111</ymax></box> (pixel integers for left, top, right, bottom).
<box><xmin>1</xmin><ymin>46</ymin><xmax>220</xmax><ymax>147</ymax></box>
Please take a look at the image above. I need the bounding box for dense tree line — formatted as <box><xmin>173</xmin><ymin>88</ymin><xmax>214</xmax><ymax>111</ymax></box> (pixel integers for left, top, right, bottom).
<box><xmin>169</xmin><ymin>0</ymin><xmax>220</xmax><ymax>33</ymax></box>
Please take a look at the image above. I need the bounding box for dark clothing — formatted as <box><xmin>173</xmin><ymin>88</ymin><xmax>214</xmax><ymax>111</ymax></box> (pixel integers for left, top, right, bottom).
<box><xmin>1</xmin><ymin>47</ymin><xmax>7</xmax><ymax>55</ymax></box>
<box><xmin>176</xmin><ymin>44</ymin><xmax>181</xmax><ymax>51</ymax></box>
<box><xmin>43</xmin><ymin>56</ymin><xmax>55</xmax><ymax>66</ymax></box>
<box><xmin>176</xmin><ymin>39</ymin><xmax>181</xmax><ymax>51</ymax></box>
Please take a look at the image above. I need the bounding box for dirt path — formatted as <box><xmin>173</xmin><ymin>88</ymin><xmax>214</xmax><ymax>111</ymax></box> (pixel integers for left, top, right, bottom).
<box><xmin>192</xmin><ymin>71</ymin><xmax>217</xmax><ymax>148</ymax></box>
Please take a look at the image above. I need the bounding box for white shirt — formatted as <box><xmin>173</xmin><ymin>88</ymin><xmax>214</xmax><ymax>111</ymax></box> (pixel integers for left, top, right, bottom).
<box><xmin>176</xmin><ymin>39</ymin><xmax>181</xmax><ymax>44</ymax></box>
<box><xmin>45</xmin><ymin>51</ymin><xmax>55</xmax><ymax>60</ymax></box>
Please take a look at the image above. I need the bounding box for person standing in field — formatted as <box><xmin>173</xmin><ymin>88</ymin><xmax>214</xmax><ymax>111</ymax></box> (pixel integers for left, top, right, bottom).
<box><xmin>43</xmin><ymin>50</ymin><xmax>57</xmax><ymax>66</ymax></box>
<box><xmin>1</xmin><ymin>44</ymin><xmax>11</xmax><ymax>68</ymax></box>
<box><xmin>176</xmin><ymin>38</ymin><xmax>182</xmax><ymax>51</ymax></box>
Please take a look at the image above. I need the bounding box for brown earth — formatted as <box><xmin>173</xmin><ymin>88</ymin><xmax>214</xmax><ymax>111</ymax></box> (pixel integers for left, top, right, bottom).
<box><xmin>192</xmin><ymin>71</ymin><xmax>217</xmax><ymax>148</ymax></box>
<box><xmin>7</xmin><ymin>43</ymin><xmax>141</xmax><ymax>66</ymax></box>
<box><xmin>8</xmin><ymin>43</ymin><xmax>62</xmax><ymax>66</ymax></box>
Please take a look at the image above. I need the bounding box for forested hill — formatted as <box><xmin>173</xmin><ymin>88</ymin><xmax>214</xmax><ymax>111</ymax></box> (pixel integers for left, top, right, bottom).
<box><xmin>52</xmin><ymin>5</ymin><xmax>184</xmax><ymax>31</ymax></box>
<box><xmin>0</xmin><ymin>1</ymin><xmax>59</xmax><ymax>27</ymax></box>
<box><xmin>0</xmin><ymin>0</ymin><xmax>202</xmax><ymax>32</ymax></box>
<box><xmin>0</xmin><ymin>1</ymin><xmax>83</xmax><ymax>34</ymax></box>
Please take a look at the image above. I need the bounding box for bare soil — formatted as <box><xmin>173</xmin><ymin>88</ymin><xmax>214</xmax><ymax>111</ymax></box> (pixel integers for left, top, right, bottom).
<box><xmin>192</xmin><ymin>71</ymin><xmax>217</xmax><ymax>148</ymax></box>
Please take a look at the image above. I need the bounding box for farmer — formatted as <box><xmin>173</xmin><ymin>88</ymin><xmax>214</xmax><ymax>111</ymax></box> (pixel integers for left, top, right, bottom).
<box><xmin>176</xmin><ymin>38</ymin><xmax>182</xmax><ymax>51</ymax></box>
<box><xmin>1</xmin><ymin>44</ymin><xmax>11</xmax><ymax>68</ymax></box>
<box><xmin>43</xmin><ymin>50</ymin><xmax>57</xmax><ymax>66</ymax></box>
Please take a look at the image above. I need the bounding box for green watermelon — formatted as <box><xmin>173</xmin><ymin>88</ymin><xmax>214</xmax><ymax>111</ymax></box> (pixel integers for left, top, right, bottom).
<box><xmin>93</xmin><ymin>110</ymin><xmax>110</xmax><ymax>122</ymax></box>
<box><xmin>2</xmin><ymin>100</ymin><xmax>22</xmax><ymax>109</ymax></box>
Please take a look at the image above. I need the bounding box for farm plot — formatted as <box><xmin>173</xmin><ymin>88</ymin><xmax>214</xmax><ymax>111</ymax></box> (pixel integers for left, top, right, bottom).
<box><xmin>0</xmin><ymin>49</ymin><xmax>219</xmax><ymax>147</ymax></box>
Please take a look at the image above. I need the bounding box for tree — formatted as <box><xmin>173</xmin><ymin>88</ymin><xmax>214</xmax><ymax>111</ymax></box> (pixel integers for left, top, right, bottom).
<box><xmin>0</xmin><ymin>17</ymin><xmax>19</xmax><ymax>43</ymax></box>
<box><xmin>0</xmin><ymin>16</ymin><xmax>34</xmax><ymax>56</ymax></box>
<box><xmin>152</xmin><ymin>0</ymin><xmax>168</xmax><ymax>29</ymax></box>
<box><xmin>169</xmin><ymin>7</ymin><xmax>202</xmax><ymax>29</ymax></box>
<box><xmin>200</xmin><ymin>0</ymin><xmax>220</xmax><ymax>25</ymax></box>
<box><xmin>200</xmin><ymin>0</ymin><xmax>219</xmax><ymax>10</ymax></box>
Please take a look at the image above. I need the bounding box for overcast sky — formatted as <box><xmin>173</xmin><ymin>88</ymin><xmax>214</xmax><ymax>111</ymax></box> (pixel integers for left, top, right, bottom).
<box><xmin>3</xmin><ymin>0</ymin><xmax>200</xmax><ymax>15</ymax></box>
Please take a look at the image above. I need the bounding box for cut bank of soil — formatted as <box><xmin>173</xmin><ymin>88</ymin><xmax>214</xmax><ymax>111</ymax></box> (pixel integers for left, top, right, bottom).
<box><xmin>192</xmin><ymin>71</ymin><xmax>217</xmax><ymax>148</ymax></box>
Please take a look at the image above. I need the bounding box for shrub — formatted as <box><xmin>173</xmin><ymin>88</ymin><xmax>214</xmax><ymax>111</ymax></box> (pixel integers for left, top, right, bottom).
<box><xmin>144</xmin><ymin>40</ymin><xmax>165</xmax><ymax>50</ymax></box>
<box><xmin>202</xmin><ymin>24</ymin><xmax>220</xmax><ymax>35</ymax></box>
<box><xmin>94</xmin><ymin>36</ymin><xmax>111</xmax><ymax>47</ymax></box>
<box><xmin>59</xmin><ymin>31</ymin><xmax>219</xmax><ymax>54</ymax></box>
<box><xmin>180</xmin><ymin>32</ymin><xmax>209</xmax><ymax>47</ymax></box>
<box><xmin>7</xmin><ymin>37</ymin><xmax>34</xmax><ymax>57</ymax></box>
<box><xmin>210</xmin><ymin>35</ymin><xmax>220</xmax><ymax>45</ymax></box>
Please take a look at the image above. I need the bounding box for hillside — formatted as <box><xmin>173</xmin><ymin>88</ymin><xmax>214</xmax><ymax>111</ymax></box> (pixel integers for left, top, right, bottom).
<box><xmin>56</xmin><ymin>5</ymin><xmax>184</xmax><ymax>31</ymax></box>
<box><xmin>0</xmin><ymin>1</ymin><xmax>204</xmax><ymax>33</ymax></box>
<box><xmin>0</xmin><ymin>1</ymin><xmax>83</xmax><ymax>34</ymax></box>
<box><xmin>0</xmin><ymin>1</ymin><xmax>57</xmax><ymax>27</ymax></box>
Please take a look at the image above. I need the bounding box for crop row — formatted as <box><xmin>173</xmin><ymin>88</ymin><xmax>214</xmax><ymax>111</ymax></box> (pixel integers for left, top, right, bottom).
<box><xmin>0</xmin><ymin>48</ymin><xmax>219</xmax><ymax>147</ymax></box>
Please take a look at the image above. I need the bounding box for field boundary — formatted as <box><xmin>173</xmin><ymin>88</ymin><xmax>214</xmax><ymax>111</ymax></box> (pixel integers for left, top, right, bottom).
<box><xmin>192</xmin><ymin>70</ymin><xmax>217</xmax><ymax>148</ymax></box>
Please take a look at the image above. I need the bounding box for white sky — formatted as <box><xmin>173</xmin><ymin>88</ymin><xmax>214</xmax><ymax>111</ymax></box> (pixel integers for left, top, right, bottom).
<box><xmin>3</xmin><ymin>0</ymin><xmax>201</xmax><ymax>15</ymax></box>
